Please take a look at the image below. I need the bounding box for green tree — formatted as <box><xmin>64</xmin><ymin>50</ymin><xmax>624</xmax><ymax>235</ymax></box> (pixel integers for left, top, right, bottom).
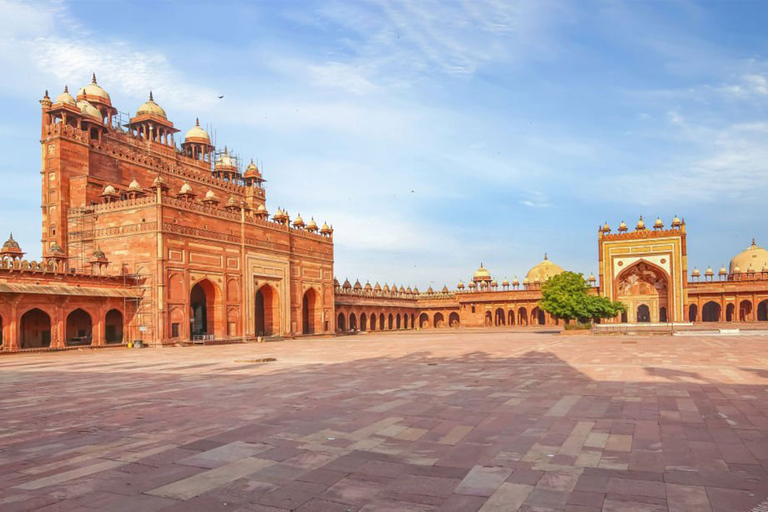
<box><xmin>540</xmin><ymin>271</ymin><xmax>625</xmax><ymax>324</ymax></box>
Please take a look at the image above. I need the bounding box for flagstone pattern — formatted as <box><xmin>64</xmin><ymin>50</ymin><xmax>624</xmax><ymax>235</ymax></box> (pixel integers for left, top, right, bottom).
<box><xmin>2</xmin><ymin>330</ymin><xmax>768</xmax><ymax>511</ymax></box>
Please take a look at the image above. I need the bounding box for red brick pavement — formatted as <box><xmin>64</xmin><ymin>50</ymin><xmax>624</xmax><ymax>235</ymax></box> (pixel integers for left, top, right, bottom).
<box><xmin>2</xmin><ymin>331</ymin><xmax>768</xmax><ymax>511</ymax></box>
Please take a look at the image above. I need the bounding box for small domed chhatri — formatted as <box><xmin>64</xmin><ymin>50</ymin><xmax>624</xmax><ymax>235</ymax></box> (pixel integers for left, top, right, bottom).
<box><xmin>636</xmin><ymin>216</ymin><xmax>646</xmax><ymax>230</ymax></box>
<box><xmin>185</xmin><ymin>118</ymin><xmax>210</xmax><ymax>143</ymax></box>
<box><xmin>618</xmin><ymin>220</ymin><xmax>628</xmax><ymax>232</ymax></box>
<box><xmin>654</xmin><ymin>217</ymin><xmax>664</xmax><ymax>229</ymax></box>
<box><xmin>526</xmin><ymin>253</ymin><xmax>564</xmax><ymax>283</ymax></box>
<box><xmin>472</xmin><ymin>263</ymin><xmax>492</xmax><ymax>283</ymax></box>
<box><xmin>54</xmin><ymin>85</ymin><xmax>76</xmax><ymax>106</ymax></box>
<box><xmin>77</xmin><ymin>100</ymin><xmax>102</xmax><ymax>122</ymax></box>
<box><xmin>77</xmin><ymin>73</ymin><xmax>111</xmax><ymax>105</ymax></box>
<box><xmin>136</xmin><ymin>91</ymin><xmax>166</xmax><ymax>118</ymax></box>
<box><xmin>128</xmin><ymin>179</ymin><xmax>141</xmax><ymax>191</ymax></box>
<box><xmin>730</xmin><ymin>239</ymin><xmax>768</xmax><ymax>276</ymax></box>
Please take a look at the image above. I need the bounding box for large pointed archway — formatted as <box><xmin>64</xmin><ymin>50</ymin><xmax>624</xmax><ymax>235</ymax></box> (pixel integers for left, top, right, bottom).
<box><xmin>20</xmin><ymin>308</ymin><xmax>51</xmax><ymax>349</ymax></box>
<box><xmin>615</xmin><ymin>260</ymin><xmax>669</xmax><ymax>323</ymax></box>
<box><xmin>302</xmin><ymin>288</ymin><xmax>320</xmax><ymax>335</ymax></box>
<box><xmin>190</xmin><ymin>279</ymin><xmax>219</xmax><ymax>340</ymax></box>
<box><xmin>255</xmin><ymin>284</ymin><xmax>280</xmax><ymax>336</ymax></box>
<box><xmin>66</xmin><ymin>309</ymin><xmax>92</xmax><ymax>346</ymax></box>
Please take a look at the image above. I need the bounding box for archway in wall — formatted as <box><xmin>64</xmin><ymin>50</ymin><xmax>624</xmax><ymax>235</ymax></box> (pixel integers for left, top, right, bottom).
<box><xmin>337</xmin><ymin>313</ymin><xmax>346</xmax><ymax>332</ymax></box>
<box><xmin>349</xmin><ymin>313</ymin><xmax>357</xmax><ymax>331</ymax></box>
<box><xmin>659</xmin><ymin>307</ymin><xmax>667</xmax><ymax>323</ymax></box>
<box><xmin>758</xmin><ymin>300</ymin><xmax>768</xmax><ymax>321</ymax></box>
<box><xmin>0</xmin><ymin>315</ymin><xmax>3</xmax><ymax>347</ymax></box>
<box><xmin>507</xmin><ymin>310</ymin><xmax>515</xmax><ymax>325</ymax></box>
<box><xmin>702</xmin><ymin>301</ymin><xmax>721</xmax><ymax>322</ymax></box>
<box><xmin>191</xmin><ymin>280</ymin><xmax>218</xmax><ymax>339</ymax></box>
<box><xmin>66</xmin><ymin>309</ymin><xmax>92</xmax><ymax>346</ymax></box>
<box><xmin>484</xmin><ymin>311</ymin><xmax>492</xmax><ymax>326</ymax></box>
<box><xmin>518</xmin><ymin>308</ymin><xmax>528</xmax><ymax>326</ymax></box>
<box><xmin>105</xmin><ymin>309</ymin><xmax>124</xmax><ymax>344</ymax></box>
<box><xmin>740</xmin><ymin>300</ymin><xmax>753</xmax><ymax>322</ymax></box>
<box><xmin>688</xmin><ymin>304</ymin><xmax>698</xmax><ymax>322</ymax></box>
<box><xmin>494</xmin><ymin>308</ymin><xmax>505</xmax><ymax>326</ymax></box>
<box><xmin>418</xmin><ymin>313</ymin><xmax>429</xmax><ymax>329</ymax></box>
<box><xmin>403</xmin><ymin>314</ymin><xmax>408</xmax><ymax>329</ymax></box>
<box><xmin>434</xmin><ymin>312</ymin><xmax>445</xmax><ymax>328</ymax></box>
<box><xmin>726</xmin><ymin>303</ymin><xmax>735</xmax><ymax>322</ymax></box>
<box><xmin>360</xmin><ymin>313</ymin><xmax>367</xmax><ymax>331</ymax></box>
<box><xmin>255</xmin><ymin>284</ymin><xmax>279</xmax><ymax>336</ymax></box>
<box><xmin>449</xmin><ymin>312</ymin><xmax>460</xmax><ymax>327</ymax></box>
<box><xmin>370</xmin><ymin>313</ymin><xmax>377</xmax><ymax>331</ymax></box>
<box><xmin>388</xmin><ymin>314</ymin><xmax>394</xmax><ymax>330</ymax></box>
<box><xmin>380</xmin><ymin>313</ymin><xmax>385</xmax><ymax>330</ymax></box>
<box><xmin>411</xmin><ymin>314</ymin><xmax>415</xmax><ymax>329</ymax></box>
<box><xmin>536</xmin><ymin>308</ymin><xmax>546</xmax><ymax>325</ymax></box>
<box><xmin>20</xmin><ymin>308</ymin><xmax>51</xmax><ymax>349</ymax></box>
<box><xmin>637</xmin><ymin>304</ymin><xmax>650</xmax><ymax>323</ymax></box>
<box><xmin>302</xmin><ymin>288</ymin><xmax>319</xmax><ymax>335</ymax></box>
<box><xmin>615</xmin><ymin>261</ymin><xmax>669</xmax><ymax>323</ymax></box>
<box><xmin>396</xmin><ymin>314</ymin><xmax>401</xmax><ymax>330</ymax></box>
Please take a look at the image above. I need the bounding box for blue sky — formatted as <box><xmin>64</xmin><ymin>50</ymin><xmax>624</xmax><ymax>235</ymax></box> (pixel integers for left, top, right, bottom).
<box><xmin>1</xmin><ymin>0</ymin><xmax>767</xmax><ymax>289</ymax></box>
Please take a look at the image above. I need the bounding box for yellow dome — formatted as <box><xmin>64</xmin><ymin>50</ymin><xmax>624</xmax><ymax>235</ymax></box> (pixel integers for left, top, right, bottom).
<box><xmin>77</xmin><ymin>74</ymin><xmax>111</xmax><ymax>104</ymax></box>
<box><xmin>636</xmin><ymin>216</ymin><xmax>646</xmax><ymax>230</ymax></box>
<box><xmin>136</xmin><ymin>92</ymin><xmax>166</xmax><ymax>118</ymax></box>
<box><xmin>180</xmin><ymin>182</ymin><xmax>192</xmax><ymax>194</ymax></box>
<box><xmin>692</xmin><ymin>267</ymin><xmax>700</xmax><ymax>277</ymax></box>
<box><xmin>654</xmin><ymin>217</ymin><xmax>663</xmax><ymax>229</ymax></box>
<box><xmin>729</xmin><ymin>239</ymin><xmax>768</xmax><ymax>275</ymax></box>
<box><xmin>705</xmin><ymin>267</ymin><xmax>714</xmax><ymax>276</ymax></box>
<box><xmin>185</xmin><ymin>118</ymin><xmax>210</xmax><ymax>142</ymax></box>
<box><xmin>473</xmin><ymin>263</ymin><xmax>491</xmax><ymax>281</ymax></box>
<box><xmin>102</xmin><ymin>184</ymin><xmax>117</xmax><ymax>195</ymax></box>
<box><xmin>204</xmin><ymin>190</ymin><xmax>216</xmax><ymax>200</ymax></box>
<box><xmin>77</xmin><ymin>100</ymin><xmax>102</xmax><ymax>122</ymax></box>
<box><xmin>307</xmin><ymin>218</ymin><xmax>318</xmax><ymax>231</ymax></box>
<box><xmin>55</xmin><ymin>85</ymin><xmax>76</xmax><ymax>106</ymax></box>
<box><xmin>719</xmin><ymin>265</ymin><xmax>728</xmax><ymax>276</ymax></box>
<box><xmin>525</xmin><ymin>253</ymin><xmax>564</xmax><ymax>283</ymax></box>
<box><xmin>128</xmin><ymin>179</ymin><xmax>141</xmax><ymax>190</ymax></box>
<box><xmin>618</xmin><ymin>220</ymin><xmax>628</xmax><ymax>232</ymax></box>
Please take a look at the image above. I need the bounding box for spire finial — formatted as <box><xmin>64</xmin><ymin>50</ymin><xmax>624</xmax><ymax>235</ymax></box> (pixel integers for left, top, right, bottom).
<box><xmin>149</xmin><ymin>91</ymin><xmax>154</xmax><ymax>101</ymax></box>
<box><xmin>92</xmin><ymin>72</ymin><xmax>97</xmax><ymax>84</ymax></box>
<box><xmin>9</xmin><ymin>232</ymin><xmax>14</xmax><ymax>241</ymax></box>
<box><xmin>44</xmin><ymin>89</ymin><xmax>49</xmax><ymax>99</ymax></box>
<box><xmin>195</xmin><ymin>117</ymin><xmax>200</xmax><ymax>126</ymax></box>
<box><xmin>752</xmin><ymin>238</ymin><xmax>757</xmax><ymax>246</ymax></box>
<box><xmin>64</xmin><ymin>85</ymin><xmax>68</xmax><ymax>93</ymax></box>
<box><xmin>544</xmin><ymin>252</ymin><xmax>548</xmax><ymax>260</ymax></box>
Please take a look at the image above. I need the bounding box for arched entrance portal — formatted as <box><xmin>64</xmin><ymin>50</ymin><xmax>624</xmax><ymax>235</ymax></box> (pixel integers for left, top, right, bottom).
<box><xmin>449</xmin><ymin>312</ymin><xmax>460</xmax><ymax>328</ymax></box>
<box><xmin>255</xmin><ymin>285</ymin><xmax>279</xmax><ymax>336</ymax></box>
<box><xmin>337</xmin><ymin>313</ymin><xmax>346</xmax><ymax>332</ymax></box>
<box><xmin>740</xmin><ymin>300</ymin><xmax>753</xmax><ymax>322</ymax></box>
<box><xmin>349</xmin><ymin>313</ymin><xmax>357</xmax><ymax>331</ymax></box>
<box><xmin>361</xmin><ymin>313</ymin><xmax>368</xmax><ymax>331</ymax></box>
<box><xmin>688</xmin><ymin>304</ymin><xmax>698</xmax><ymax>322</ymax></box>
<box><xmin>105</xmin><ymin>309</ymin><xmax>124</xmax><ymax>344</ymax></box>
<box><xmin>302</xmin><ymin>288</ymin><xmax>318</xmax><ymax>335</ymax></box>
<box><xmin>434</xmin><ymin>312</ymin><xmax>445</xmax><ymax>328</ymax></box>
<box><xmin>370</xmin><ymin>313</ymin><xmax>377</xmax><ymax>331</ymax></box>
<box><xmin>66</xmin><ymin>309</ymin><xmax>92</xmax><ymax>346</ymax></box>
<box><xmin>418</xmin><ymin>313</ymin><xmax>429</xmax><ymax>329</ymax></box>
<box><xmin>190</xmin><ymin>280</ymin><xmax>218</xmax><ymax>339</ymax></box>
<box><xmin>702</xmin><ymin>301</ymin><xmax>721</xmax><ymax>322</ymax></box>
<box><xmin>726</xmin><ymin>303</ymin><xmax>735</xmax><ymax>322</ymax></box>
<box><xmin>518</xmin><ymin>308</ymin><xmax>528</xmax><ymax>326</ymax></box>
<box><xmin>759</xmin><ymin>300</ymin><xmax>768</xmax><ymax>321</ymax></box>
<box><xmin>494</xmin><ymin>308</ymin><xmax>505</xmax><ymax>326</ymax></box>
<box><xmin>20</xmin><ymin>308</ymin><xmax>51</xmax><ymax>348</ymax></box>
<box><xmin>616</xmin><ymin>261</ymin><xmax>669</xmax><ymax>323</ymax></box>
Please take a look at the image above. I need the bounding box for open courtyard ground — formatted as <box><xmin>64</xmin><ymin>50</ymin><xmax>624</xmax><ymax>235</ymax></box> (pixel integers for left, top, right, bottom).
<box><xmin>3</xmin><ymin>331</ymin><xmax>768</xmax><ymax>511</ymax></box>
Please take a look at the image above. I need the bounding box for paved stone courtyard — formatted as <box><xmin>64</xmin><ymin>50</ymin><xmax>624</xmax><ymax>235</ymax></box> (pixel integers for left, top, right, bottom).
<box><xmin>3</xmin><ymin>330</ymin><xmax>768</xmax><ymax>511</ymax></box>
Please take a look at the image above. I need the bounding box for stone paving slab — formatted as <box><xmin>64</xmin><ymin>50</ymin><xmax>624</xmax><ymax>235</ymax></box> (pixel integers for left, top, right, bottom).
<box><xmin>3</xmin><ymin>331</ymin><xmax>768</xmax><ymax>510</ymax></box>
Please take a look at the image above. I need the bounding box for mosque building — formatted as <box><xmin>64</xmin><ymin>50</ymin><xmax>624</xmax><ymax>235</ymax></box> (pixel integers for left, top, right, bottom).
<box><xmin>0</xmin><ymin>76</ymin><xmax>766</xmax><ymax>351</ymax></box>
